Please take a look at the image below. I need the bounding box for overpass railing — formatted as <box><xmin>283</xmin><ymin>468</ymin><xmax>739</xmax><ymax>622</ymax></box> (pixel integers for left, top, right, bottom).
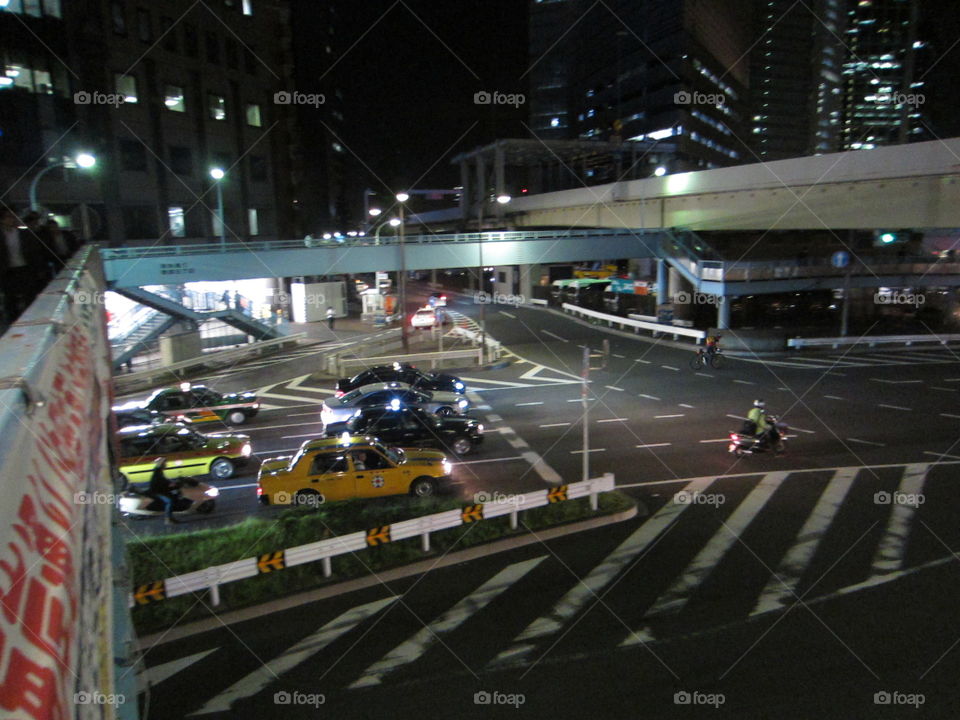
<box><xmin>101</xmin><ymin>228</ymin><xmax>642</xmax><ymax>260</ymax></box>
<box><xmin>788</xmin><ymin>334</ymin><xmax>960</xmax><ymax>350</ymax></box>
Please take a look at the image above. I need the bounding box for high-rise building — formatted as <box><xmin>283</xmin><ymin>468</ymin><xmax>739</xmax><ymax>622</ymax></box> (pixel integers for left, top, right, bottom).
<box><xmin>750</xmin><ymin>0</ymin><xmax>846</xmax><ymax>160</ymax></box>
<box><xmin>0</xmin><ymin>0</ymin><xmax>298</xmax><ymax>244</ymax></box>
<box><xmin>528</xmin><ymin>0</ymin><xmax>753</xmax><ymax>173</ymax></box>
<box><xmin>842</xmin><ymin>0</ymin><xmax>923</xmax><ymax>149</ymax></box>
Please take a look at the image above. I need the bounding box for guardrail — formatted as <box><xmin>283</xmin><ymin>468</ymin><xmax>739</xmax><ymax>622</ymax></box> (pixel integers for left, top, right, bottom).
<box><xmin>130</xmin><ymin>474</ymin><xmax>615</xmax><ymax>607</ymax></box>
<box><xmin>562</xmin><ymin>304</ymin><xmax>706</xmax><ymax>343</ymax></box>
<box><xmin>335</xmin><ymin>348</ymin><xmax>483</xmax><ymax>375</ymax></box>
<box><xmin>113</xmin><ymin>332</ymin><xmax>306</xmax><ymax>394</ymax></box>
<box><xmin>449</xmin><ymin>325</ymin><xmax>503</xmax><ymax>360</ymax></box>
<box><xmin>788</xmin><ymin>334</ymin><xmax>960</xmax><ymax>350</ymax></box>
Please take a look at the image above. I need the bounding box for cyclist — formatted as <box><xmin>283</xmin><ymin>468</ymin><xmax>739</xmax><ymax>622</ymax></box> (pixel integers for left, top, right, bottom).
<box><xmin>705</xmin><ymin>334</ymin><xmax>721</xmax><ymax>357</ymax></box>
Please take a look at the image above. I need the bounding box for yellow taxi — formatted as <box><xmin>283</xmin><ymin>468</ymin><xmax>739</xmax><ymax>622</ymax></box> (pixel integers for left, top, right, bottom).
<box><xmin>117</xmin><ymin>424</ymin><xmax>252</xmax><ymax>483</ymax></box>
<box><xmin>257</xmin><ymin>435</ymin><xmax>453</xmax><ymax>507</ymax></box>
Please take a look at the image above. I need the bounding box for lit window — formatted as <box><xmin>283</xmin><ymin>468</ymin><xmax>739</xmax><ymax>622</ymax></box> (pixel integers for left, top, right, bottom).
<box><xmin>115</xmin><ymin>73</ymin><xmax>138</xmax><ymax>103</ymax></box>
<box><xmin>245</xmin><ymin>103</ymin><xmax>262</xmax><ymax>127</ymax></box>
<box><xmin>242</xmin><ymin>0</ymin><xmax>253</xmax><ymax>15</ymax></box>
<box><xmin>209</xmin><ymin>94</ymin><xmax>226</xmax><ymax>120</ymax></box>
<box><xmin>248</xmin><ymin>208</ymin><xmax>259</xmax><ymax>236</ymax></box>
<box><xmin>164</xmin><ymin>85</ymin><xmax>185</xmax><ymax>112</ymax></box>
<box><xmin>168</xmin><ymin>207</ymin><xmax>186</xmax><ymax>237</ymax></box>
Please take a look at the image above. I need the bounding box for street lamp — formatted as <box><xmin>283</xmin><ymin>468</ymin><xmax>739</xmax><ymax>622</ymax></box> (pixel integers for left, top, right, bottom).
<box><xmin>209</xmin><ymin>167</ymin><xmax>226</xmax><ymax>245</ymax></box>
<box><xmin>397</xmin><ymin>192</ymin><xmax>409</xmax><ymax>352</ymax></box>
<box><xmin>29</xmin><ymin>153</ymin><xmax>96</xmax><ymax>212</ymax></box>
<box><xmin>373</xmin><ymin>217</ymin><xmax>400</xmax><ymax>245</ymax></box>
<box><xmin>476</xmin><ymin>193</ymin><xmax>511</xmax><ymax>362</ymax></box>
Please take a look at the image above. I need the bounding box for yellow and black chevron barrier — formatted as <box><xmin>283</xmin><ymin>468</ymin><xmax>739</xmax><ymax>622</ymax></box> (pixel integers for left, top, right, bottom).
<box><xmin>461</xmin><ymin>504</ymin><xmax>484</xmax><ymax>523</ymax></box>
<box><xmin>258</xmin><ymin>551</ymin><xmax>285</xmax><ymax>573</ymax></box>
<box><xmin>366</xmin><ymin>525</ymin><xmax>391</xmax><ymax>546</ymax></box>
<box><xmin>134</xmin><ymin>581</ymin><xmax>165</xmax><ymax>605</ymax></box>
<box><xmin>547</xmin><ymin>485</ymin><xmax>569</xmax><ymax>503</ymax></box>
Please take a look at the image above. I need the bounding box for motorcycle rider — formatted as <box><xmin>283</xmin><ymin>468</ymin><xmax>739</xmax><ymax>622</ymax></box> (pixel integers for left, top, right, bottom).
<box><xmin>148</xmin><ymin>458</ymin><xmax>180</xmax><ymax>525</ymax></box>
<box><xmin>746</xmin><ymin>399</ymin><xmax>782</xmax><ymax>452</ymax></box>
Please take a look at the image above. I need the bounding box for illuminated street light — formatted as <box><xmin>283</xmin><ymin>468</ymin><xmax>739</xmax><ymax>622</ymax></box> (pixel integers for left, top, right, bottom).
<box><xmin>29</xmin><ymin>153</ymin><xmax>97</xmax><ymax>212</ymax></box>
<box><xmin>209</xmin><ymin>167</ymin><xmax>226</xmax><ymax>245</ymax></box>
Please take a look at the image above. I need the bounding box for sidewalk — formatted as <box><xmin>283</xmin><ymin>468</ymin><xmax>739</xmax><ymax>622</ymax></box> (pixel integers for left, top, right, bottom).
<box><xmin>285</xmin><ymin>314</ymin><xmax>384</xmax><ymax>344</ymax></box>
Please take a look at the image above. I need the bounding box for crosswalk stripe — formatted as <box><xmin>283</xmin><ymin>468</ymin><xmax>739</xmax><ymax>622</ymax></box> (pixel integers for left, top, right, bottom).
<box><xmin>148</xmin><ymin>648</ymin><xmax>218</xmax><ymax>687</ymax></box>
<box><xmin>190</xmin><ymin>596</ymin><xmax>396</xmax><ymax>715</ymax></box>
<box><xmin>349</xmin><ymin>557</ymin><xmax>546</xmax><ymax>688</ymax></box>
<box><xmin>751</xmin><ymin>468</ymin><xmax>858</xmax><ymax>615</ymax></box>
<box><xmin>638</xmin><ymin>471</ymin><xmax>788</xmax><ymax>622</ymax></box>
<box><xmin>488</xmin><ymin>476</ymin><xmax>716</xmax><ymax>666</ymax></box>
<box><xmin>871</xmin><ymin>463</ymin><xmax>930</xmax><ymax>575</ymax></box>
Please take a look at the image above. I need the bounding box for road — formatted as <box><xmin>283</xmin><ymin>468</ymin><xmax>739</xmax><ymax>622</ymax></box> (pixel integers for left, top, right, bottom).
<box><xmin>125</xmin><ymin>291</ymin><xmax>960</xmax><ymax>717</ymax></box>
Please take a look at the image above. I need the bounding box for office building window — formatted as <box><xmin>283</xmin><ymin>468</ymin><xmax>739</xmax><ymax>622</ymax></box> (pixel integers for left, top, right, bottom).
<box><xmin>245</xmin><ymin>103</ymin><xmax>262</xmax><ymax>127</ymax></box>
<box><xmin>160</xmin><ymin>16</ymin><xmax>177</xmax><ymax>52</ymax></box>
<box><xmin>115</xmin><ymin>73</ymin><xmax>138</xmax><ymax>103</ymax></box>
<box><xmin>209</xmin><ymin>94</ymin><xmax>226</xmax><ymax>120</ymax></box>
<box><xmin>111</xmin><ymin>1</ymin><xmax>126</xmax><ymax>34</ymax></box>
<box><xmin>248</xmin><ymin>208</ymin><xmax>259</xmax><ymax>236</ymax></box>
<box><xmin>41</xmin><ymin>0</ymin><xmax>61</xmax><ymax>16</ymax></box>
<box><xmin>183</xmin><ymin>24</ymin><xmax>198</xmax><ymax>58</ymax></box>
<box><xmin>169</xmin><ymin>146</ymin><xmax>193</xmax><ymax>176</ymax></box>
<box><xmin>248</xmin><ymin>156</ymin><xmax>267</xmax><ymax>183</ymax></box>
<box><xmin>122</xmin><ymin>206</ymin><xmax>157</xmax><ymax>239</ymax></box>
<box><xmin>244</xmin><ymin>47</ymin><xmax>256</xmax><ymax>74</ymax></box>
<box><xmin>206</xmin><ymin>32</ymin><xmax>220</xmax><ymax>64</ymax></box>
<box><xmin>242</xmin><ymin>0</ymin><xmax>253</xmax><ymax>16</ymax></box>
<box><xmin>168</xmin><ymin>207</ymin><xmax>186</xmax><ymax>237</ymax></box>
<box><xmin>164</xmin><ymin>85</ymin><xmax>185</xmax><ymax>112</ymax></box>
<box><xmin>120</xmin><ymin>140</ymin><xmax>148</xmax><ymax>171</ymax></box>
<box><xmin>23</xmin><ymin>0</ymin><xmax>40</xmax><ymax>16</ymax></box>
<box><xmin>137</xmin><ymin>8</ymin><xmax>151</xmax><ymax>42</ymax></box>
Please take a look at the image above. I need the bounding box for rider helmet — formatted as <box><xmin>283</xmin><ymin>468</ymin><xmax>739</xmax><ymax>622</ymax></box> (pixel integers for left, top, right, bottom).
<box><xmin>753</xmin><ymin>399</ymin><xmax>765</xmax><ymax>408</ymax></box>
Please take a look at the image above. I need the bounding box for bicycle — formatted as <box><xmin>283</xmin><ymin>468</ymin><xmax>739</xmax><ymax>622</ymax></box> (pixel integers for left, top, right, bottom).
<box><xmin>689</xmin><ymin>347</ymin><xmax>724</xmax><ymax>370</ymax></box>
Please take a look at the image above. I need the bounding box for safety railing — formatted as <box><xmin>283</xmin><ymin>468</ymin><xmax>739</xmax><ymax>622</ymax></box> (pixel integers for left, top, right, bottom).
<box><xmin>335</xmin><ymin>348</ymin><xmax>484</xmax><ymax>376</ymax></box>
<box><xmin>562</xmin><ymin>303</ymin><xmax>706</xmax><ymax>343</ymax></box>
<box><xmin>130</xmin><ymin>474</ymin><xmax>615</xmax><ymax>608</ymax></box>
<box><xmin>787</xmin><ymin>334</ymin><xmax>960</xmax><ymax>350</ymax></box>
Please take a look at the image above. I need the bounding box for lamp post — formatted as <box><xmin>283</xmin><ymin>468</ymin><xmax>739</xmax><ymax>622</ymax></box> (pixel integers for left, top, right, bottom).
<box><xmin>363</xmin><ymin>188</ymin><xmax>378</xmax><ymax>232</ymax></box>
<box><xmin>477</xmin><ymin>193</ymin><xmax>511</xmax><ymax>362</ymax></box>
<box><xmin>373</xmin><ymin>216</ymin><xmax>400</xmax><ymax>245</ymax></box>
<box><xmin>29</xmin><ymin>153</ymin><xmax>96</xmax><ymax>212</ymax></box>
<box><xmin>396</xmin><ymin>192</ymin><xmax>409</xmax><ymax>353</ymax></box>
<box><xmin>209</xmin><ymin>167</ymin><xmax>226</xmax><ymax>246</ymax></box>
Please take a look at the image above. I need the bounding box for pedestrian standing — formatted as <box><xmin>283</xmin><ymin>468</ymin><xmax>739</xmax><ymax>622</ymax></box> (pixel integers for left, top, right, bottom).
<box><xmin>1</xmin><ymin>208</ymin><xmax>50</xmax><ymax>323</ymax></box>
<box><xmin>326</xmin><ymin>306</ymin><xmax>335</xmax><ymax>330</ymax></box>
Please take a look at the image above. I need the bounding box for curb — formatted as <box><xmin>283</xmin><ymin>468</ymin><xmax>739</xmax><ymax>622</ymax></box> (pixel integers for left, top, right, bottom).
<box><xmin>138</xmin><ymin>499</ymin><xmax>644</xmax><ymax>647</ymax></box>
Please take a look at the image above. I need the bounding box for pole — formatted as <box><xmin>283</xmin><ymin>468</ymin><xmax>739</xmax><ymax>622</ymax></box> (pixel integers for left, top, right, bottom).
<box><xmin>399</xmin><ymin>203</ymin><xmax>409</xmax><ymax>352</ymax></box>
<box><xmin>581</xmin><ymin>344</ymin><xmax>590</xmax><ymax>482</ymax></box>
<box><xmin>478</xmin><ymin>227</ymin><xmax>485</xmax><ymax>364</ymax></box>
<box><xmin>29</xmin><ymin>163</ymin><xmax>62</xmax><ymax>212</ymax></box>
<box><xmin>363</xmin><ymin>188</ymin><xmax>371</xmax><ymax>233</ymax></box>
<box><xmin>840</xmin><ymin>268</ymin><xmax>850</xmax><ymax>337</ymax></box>
<box><xmin>216</xmin><ymin>181</ymin><xmax>225</xmax><ymax>246</ymax></box>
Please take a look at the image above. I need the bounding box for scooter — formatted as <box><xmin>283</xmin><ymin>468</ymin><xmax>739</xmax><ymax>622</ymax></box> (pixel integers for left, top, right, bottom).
<box><xmin>118</xmin><ymin>477</ymin><xmax>219</xmax><ymax>517</ymax></box>
<box><xmin>728</xmin><ymin>415</ymin><xmax>788</xmax><ymax>457</ymax></box>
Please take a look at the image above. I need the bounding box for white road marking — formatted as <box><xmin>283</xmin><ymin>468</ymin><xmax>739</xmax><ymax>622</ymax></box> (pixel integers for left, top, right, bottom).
<box><xmin>752</xmin><ymin>468</ymin><xmax>858</xmax><ymax>615</ymax></box>
<box><xmin>654</xmin><ymin>414</ymin><xmax>684</xmax><ymax>419</ymax></box>
<box><xmin>542</xmin><ymin>330</ymin><xmax>568</xmax><ymax>342</ymax></box>
<box><xmin>930</xmin><ymin>387</ymin><xmax>957</xmax><ymax>392</ymax></box>
<box><xmin>636</xmin><ymin>443</ymin><xmax>671</xmax><ymax>448</ymax></box>
<box><xmin>540</xmin><ymin>422</ymin><xmax>571</xmax><ymax>428</ymax></box>
<box><xmin>487</xmin><ymin>414</ymin><xmax>503</xmax><ymax>422</ymax></box>
<box><xmin>636</xmin><ymin>359</ymin><xmax>652</xmax><ymax>364</ymax></box>
<box><xmin>217</xmin><ymin>483</ymin><xmax>258</xmax><ymax>491</ymax></box>
<box><xmin>282</xmin><ymin>432</ymin><xmax>327</xmax><ymax>440</ymax></box>
<box><xmin>733</xmin><ymin>379</ymin><xmax>756</xmax><ymax>385</ymax></box>
<box><xmin>661</xmin><ymin>365</ymin><xmax>679</xmax><ymax>372</ymax></box>
<box><xmin>244</xmin><ymin>421</ymin><xmax>325</xmax><ymax>432</ymax></box>
<box><xmin>638</xmin><ymin>394</ymin><xmax>660</xmax><ymax>401</ymax></box>
<box><xmin>878</xmin><ymin>403</ymin><xmax>912</xmax><ymax>411</ymax></box>
<box><xmin>190</xmin><ymin>597</ymin><xmax>396</xmax><ymax>715</ymax></box>
<box><xmin>678</xmin><ymin>403</ymin><xmax>695</xmax><ymax>409</ymax></box>
<box><xmin>521</xmin><ymin>451</ymin><xmax>563</xmax><ymax>484</ymax></box>
<box><xmin>871</xmin><ymin>464</ymin><xmax>929</xmax><ymax>574</ymax></box>
<box><xmin>571</xmin><ymin>448</ymin><xmax>606</xmax><ymax>454</ymax></box>
<box><xmin>604</xmin><ymin>385</ymin><xmax>624</xmax><ymax>391</ymax></box>
<box><xmin>597</xmin><ymin>417</ymin><xmax>629</xmax><ymax>423</ymax></box>
<box><xmin>924</xmin><ymin>451</ymin><xmax>960</xmax><ymax>461</ymax></box>
<box><xmin>147</xmin><ymin>648</ymin><xmax>218</xmax><ymax>687</ymax></box>
<box><xmin>567</xmin><ymin>398</ymin><xmax>584</xmax><ymax>403</ymax></box>
<box><xmin>453</xmin><ymin>456</ymin><xmax>525</xmax><ymax>466</ymax></box>
<box><xmin>640</xmin><ymin>471</ymin><xmax>788</xmax><ymax>619</ymax></box>
<box><xmin>846</xmin><ymin>438</ymin><xmax>886</xmax><ymax>447</ymax></box>
<box><xmin>499</xmin><ymin>311</ymin><xmax>516</xmax><ymax>319</ymax></box>
<box><xmin>516</xmin><ymin>402</ymin><xmax>544</xmax><ymax>406</ymax></box>
<box><xmin>824</xmin><ymin>395</ymin><xmax>844</xmax><ymax>400</ymax></box>
<box><xmin>939</xmin><ymin>413</ymin><xmax>960</xmax><ymax>419</ymax></box>
<box><xmin>287</xmin><ymin>410</ymin><xmax>322</xmax><ymax>417</ymax></box>
<box><xmin>351</xmin><ymin>557</ymin><xmax>545</xmax><ymax>688</ymax></box>
<box><xmin>613</xmin><ymin>353</ymin><xmax>626</xmax><ymax>359</ymax></box>
<box><xmin>490</xmin><ymin>476</ymin><xmax>717</xmax><ymax>664</ymax></box>
<box><xmin>871</xmin><ymin>378</ymin><xmax>923</xmax><ymax>384</ymax></box>
<box><xmin>695</xmin><ymin>372</ymin><xmax>713</xmax><ymax>378</ymax></box>
<box><xmin>699</xmin><ymin>438</ymin><xmax>731</xmax><ymax>443</ymax></box>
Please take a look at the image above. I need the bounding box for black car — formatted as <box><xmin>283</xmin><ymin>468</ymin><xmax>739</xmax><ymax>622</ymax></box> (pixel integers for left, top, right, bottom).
<box><xmin>335</xmin><ymin>363</ymin><xmax>465</xmax><ymax>396</ymax></box>
<box><xmin>324</xmin><ymin>405</ymin><xmax>483</xmax><ymax>456</ymax></box>
<box><xmin>112</xmin><ymin>404</ymin><xmax>185</xmax><ymax>429</ymax></box>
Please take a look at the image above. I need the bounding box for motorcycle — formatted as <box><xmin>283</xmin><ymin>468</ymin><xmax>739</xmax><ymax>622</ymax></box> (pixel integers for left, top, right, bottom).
<box><xmin>728</xmin><ymin>414</ymin><xmax>788</xmax><ymax>457</ymax></box>
<box><xmin>118</xmin><ymin>477</ymin><xmax>219</xmax><ymax>517</ymax></box>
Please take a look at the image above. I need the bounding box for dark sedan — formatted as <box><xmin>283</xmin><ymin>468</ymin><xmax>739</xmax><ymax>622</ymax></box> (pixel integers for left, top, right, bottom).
<box><xmin>324</xmin><ymin>405</ymin><xmax>483</xmax><ymax>456</ymax></box>
<box><xmin>334</xmin><ymin>362</ymin><xmax>465</xmax><ymax>396</ymax></box>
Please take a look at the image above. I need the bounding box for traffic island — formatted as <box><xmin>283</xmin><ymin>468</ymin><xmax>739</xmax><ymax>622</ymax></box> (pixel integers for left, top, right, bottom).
<box><xmin>129</xmin><ymin>480</ymin><xmax>635</xmax><ymax>637</ymax></box>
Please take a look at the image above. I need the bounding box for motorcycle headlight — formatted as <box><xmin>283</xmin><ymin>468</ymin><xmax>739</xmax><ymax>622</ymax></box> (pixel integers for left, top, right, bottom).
<box><xmin>205</xmin><ymin>486</ymin><xmax>220</xmax><ymax>498</ymax></box>
<box><xmin>241</xmin><ymin>443</ymin><xmax>252</xmax><ymax>457</ymax></box>
<box><xmin>442</xmin><ymin>458</ymin><xmax>452</xmax><ymax>475</ymax></box>
<box><xmin>476</xmin><ymin>423</ymin><xmax>484</xmax><ymax>434</ymax></box>
<box><xmin>457</xmin><ymin>398</ymin><xmax>468</xmax><ymax>409</ymax></box>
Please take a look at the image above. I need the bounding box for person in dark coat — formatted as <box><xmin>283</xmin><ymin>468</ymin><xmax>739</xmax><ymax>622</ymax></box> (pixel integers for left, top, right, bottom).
<box><xmin>0</xmin><ymin>208</ymin><xmax>51</xmax><ymax>323</ymax></box>
<box><xmin>147</xmin><ymin>458</ymin><xmax>180</xmax><ymax>524</ymax></box>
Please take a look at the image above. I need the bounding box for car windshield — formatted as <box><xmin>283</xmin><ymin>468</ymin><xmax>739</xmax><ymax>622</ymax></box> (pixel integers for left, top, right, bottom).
<box><xmin>378</xmin><ymin>443</ymin><xmax>403</xmax><ymax>465</ymax></box>
<box><xmin>341</xmin><ymin>389</ymin><xmax>363</xmax><ymax>404</ymax></box>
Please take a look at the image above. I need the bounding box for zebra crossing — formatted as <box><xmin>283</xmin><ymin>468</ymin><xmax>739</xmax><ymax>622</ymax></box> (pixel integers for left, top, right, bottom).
<box><xmin>149</xmin><ymin>461</ymin><xmax>955</xmax><ymax>716</ymax></box>
<box><xmin>744</xmin><ymin>347</ymin><xmax>960</xmax><ymax>369</ymax></box>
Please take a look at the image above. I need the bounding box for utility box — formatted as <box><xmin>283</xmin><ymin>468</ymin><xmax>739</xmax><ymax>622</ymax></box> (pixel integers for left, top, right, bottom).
<box><xmin>160</xmin><ymin>330</ymin><xmax>203</xmax><ymax>365</ymax></box>
<box><xmin>291</xmin><ymin>281</ymin><xmax>346</xmax><ymax>322</ymax></box>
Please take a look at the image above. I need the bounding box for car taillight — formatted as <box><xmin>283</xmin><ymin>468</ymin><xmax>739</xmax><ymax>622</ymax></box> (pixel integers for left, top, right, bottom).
<box><xmin>335</xmin><ymin>390</ymin><xmax>344</xmax><ymax>398</ymax></box>
<box><xmin>256</xmin><ymin>486</ymin><xmax>263</xmax><ymax>496</ymax></box>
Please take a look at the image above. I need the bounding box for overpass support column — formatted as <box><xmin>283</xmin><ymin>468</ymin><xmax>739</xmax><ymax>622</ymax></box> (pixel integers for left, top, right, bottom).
<box><xmin>657</xmin><ymin>259</ymin><xmax>667</xmax><ymax>304</ymax></box>
<box><xmin>460</xmin><ymin>160</ymin><xmax>470</xmax><ymax>222</ymax></box>
<box><xmin>519</xmin><ymin>264</ymin><xmax>539</xmax><ymax>303</ymax></box>
<box><xmin>717</xmin><ymin>296</ymin><xmax>731</xmax><ymax>330</ymax></box>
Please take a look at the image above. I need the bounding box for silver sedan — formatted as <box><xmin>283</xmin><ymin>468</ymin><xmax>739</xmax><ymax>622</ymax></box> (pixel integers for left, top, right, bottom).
<box><xmin>320</xmin><ymin>383</ymin><xmax>469</xmax><ymax>427</ymax></box>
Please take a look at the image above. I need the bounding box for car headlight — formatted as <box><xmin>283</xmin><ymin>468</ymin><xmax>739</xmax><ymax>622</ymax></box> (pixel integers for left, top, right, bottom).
<box><xmin>442</xmin><ymin>458</ymin><xmax>452</xmax><ymax>475</ymax></box>
<box><xmin>457</xmin><ymin>398</ymin><xmax>468</xmax><ymax>409</ymax></box>
<box><xmin>454</xmin><ymin>381</ymin><xmax>464</xmax><ymax>391</ymax></box>
<box><xmin>241</xmin><ymin>443</ymin><xmax>252</xmax><ymax>457</ymax></box>
<box><xmin>252</xmin><ymin>403</ymin><xmax>260</xmax><ymax>409</ymax></box>
<box><xmin>205</xmin><ymin>486</ymin><xmax>220</xmax><ymax>498</ymax></box>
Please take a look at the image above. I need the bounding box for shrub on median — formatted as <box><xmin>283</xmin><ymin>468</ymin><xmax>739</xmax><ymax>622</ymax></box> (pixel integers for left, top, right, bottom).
<box><xmin>128</xmin><ymin>491</ymin><xmax>633</xmax><ymax>634</ymax></box>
